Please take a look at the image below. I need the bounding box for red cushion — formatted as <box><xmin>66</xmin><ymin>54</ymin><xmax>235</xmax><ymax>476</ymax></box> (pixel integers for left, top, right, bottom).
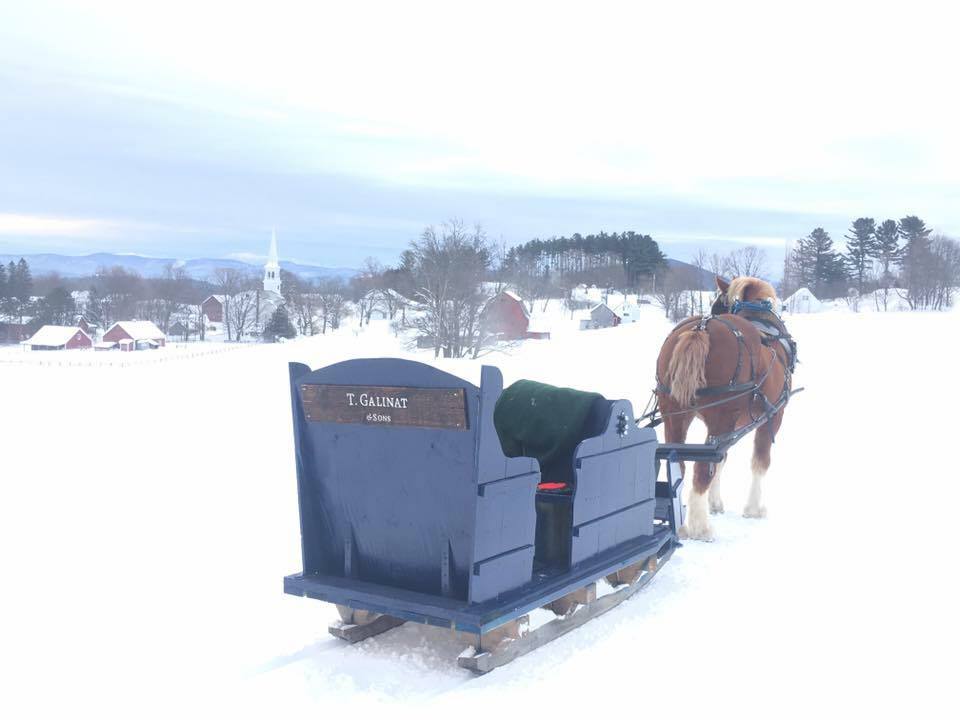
<box><xmin>537</xmin><ymin>482</ymin><xmax>568</xmax><ymax>491</ymax></box>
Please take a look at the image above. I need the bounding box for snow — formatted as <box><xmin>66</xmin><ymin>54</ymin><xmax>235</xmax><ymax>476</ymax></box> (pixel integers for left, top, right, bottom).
<box><xmin>21</xmin><ymin>324</ymin><xmax>89</xmax><ymax>347</ymax></box>
<box><xmin>2</xmin><ymin>305</ymin><xmax>957</xmax><ymax>718</ymax></box>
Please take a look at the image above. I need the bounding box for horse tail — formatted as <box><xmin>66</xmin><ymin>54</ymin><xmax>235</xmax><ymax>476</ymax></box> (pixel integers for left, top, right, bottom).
<box><xmin>666</xmin><ymin>327</ymin><xmax>710</xmax><ymax>407</ymax></box>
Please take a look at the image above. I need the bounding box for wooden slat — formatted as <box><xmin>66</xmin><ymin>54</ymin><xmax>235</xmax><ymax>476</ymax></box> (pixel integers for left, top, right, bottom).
<box><xmin>328</xmin><ymin>615</ymin><xmax>406</xmax><ymax>643</ymax></box>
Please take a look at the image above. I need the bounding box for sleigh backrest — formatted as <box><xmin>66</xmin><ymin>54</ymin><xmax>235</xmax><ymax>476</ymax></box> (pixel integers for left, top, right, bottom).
<box><xmin>288</xmin><ymin>358</ymin><xmax>540</xmax><ymax>604</ymax></box>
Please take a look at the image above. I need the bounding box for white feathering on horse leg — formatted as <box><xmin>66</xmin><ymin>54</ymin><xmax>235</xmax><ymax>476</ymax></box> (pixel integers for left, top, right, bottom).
<box><xmin>681</xmin><ymin>488</ymin><xmax>715</xmax><ymax>541</ymax></box>
<box><xmin>743</xmin><ymin>460</ymin><xmax>768</xmax><ymax>519</ymax></box>
<box><xmin>708</xmin><ymin>460</ymin><xmax>726</xmax><ymax>514</ymax></box>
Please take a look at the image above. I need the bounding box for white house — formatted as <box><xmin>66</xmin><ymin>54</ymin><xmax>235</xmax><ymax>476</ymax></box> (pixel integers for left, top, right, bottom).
<box><xmin>782</xmin><ymin>287</ymin><xmax>822</xmax><ymax>314</ymax></box>
<box><xmin>615</xmin><ymin>302</ymin><xmax>641</xmax><ymax>323</ymax></box>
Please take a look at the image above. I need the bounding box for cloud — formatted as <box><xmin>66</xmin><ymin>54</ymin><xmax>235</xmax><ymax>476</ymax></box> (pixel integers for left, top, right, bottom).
<box><xmin>0</xmin><ymin>213</ymin><xmax>119</xmax><ymax>237</ymax></box>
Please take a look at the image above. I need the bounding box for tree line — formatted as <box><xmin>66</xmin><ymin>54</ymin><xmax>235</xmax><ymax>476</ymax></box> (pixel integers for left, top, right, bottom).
<box><xmin>783</xmin><ymin>215</ymin><xmax>960</xmax><ymax>310</ymax></box>
<box><xmin>5</xmin><ymin>213</ymin><xmax>958</xmax><ymax>350</ymax></box>
<box><xmin>503</xmin><ymin>231</ymin><xmax>667</xmax><ymax>295</ymax></box>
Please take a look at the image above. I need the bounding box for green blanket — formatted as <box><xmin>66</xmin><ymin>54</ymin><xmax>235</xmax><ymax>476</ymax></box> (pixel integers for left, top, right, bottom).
<box><xmin>494</xmin><ymin>380</ymin><xmax>609</xmax><ymax>480</ymax></box>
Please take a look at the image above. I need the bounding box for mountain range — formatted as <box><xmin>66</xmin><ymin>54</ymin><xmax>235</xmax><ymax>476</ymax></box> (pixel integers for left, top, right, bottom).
<box><xmin>0</xmin><ymin>252</ymin><xmax>358</xmax><ymax>282</ymax></box>
<box><xmin>0</xmin><ymin>252</ymin><xmax>717</xmax><ymax>289</ymax></box>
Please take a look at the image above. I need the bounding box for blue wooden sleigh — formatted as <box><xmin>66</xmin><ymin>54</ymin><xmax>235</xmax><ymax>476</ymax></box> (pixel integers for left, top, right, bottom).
<box><xmin>283</xmin><ymin>358</ymin><xmax>701</xmax><ymax>673</ymax></box>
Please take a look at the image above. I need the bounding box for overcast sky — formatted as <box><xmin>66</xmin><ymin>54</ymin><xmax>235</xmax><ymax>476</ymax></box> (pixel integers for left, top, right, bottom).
<box><xmin>1</xmin><ymin>1</ymin><xmax>957</xmax><ymax>270</ymax></box>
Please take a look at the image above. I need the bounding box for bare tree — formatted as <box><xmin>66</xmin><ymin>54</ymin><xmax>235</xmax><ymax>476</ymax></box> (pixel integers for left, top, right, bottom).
<box><xmin>144</xmin><ymin>264</ymin><xmax>190</xmax><ymax>332</ymax></box>
<box><xmin>691</xmin><ymin>250</ymin><xmax>709</xmax><ymax>315</ymax></box>
<box><xmin>211</xmin><ymin>268</ymin><xmax>245</xmax><ymax>341</ymax></box>
<box><xmin>407</xmin><ymin>220</ymin><xmax>492</xmax><ymax>358</ymax></box>
<box><xmin>724</xmin><ymin>246</ymin><xmax>768</xmax><ymax>278</ymax></box>
<box><xmin>707</xmin><ymin>252</ymin><xmax>726</xmax><ymax>279</ymax></box>
<box><xmin>316</xmin><ymin>278</ymin><xmax>349</xmax><ymax>333</ymax></box>
<box><xmin>226</xmin><ymin>288</ymin><xmax>259</xmax><ymax>342</ymax></box>
<box><xmin>96</xmin><ymin>266</ymin><xmax>143</xmax><ymax>326</ymax></box>
<box><xmin>653</xmin><ymin>266</ymin><xmax>700</xmax><ymax>321</ymax></box>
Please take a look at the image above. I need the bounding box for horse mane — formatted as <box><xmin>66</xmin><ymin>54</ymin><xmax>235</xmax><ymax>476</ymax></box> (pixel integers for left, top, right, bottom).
<box><xmin>726</xmin><ymin>277</ymin><xmax>777</xmax><ymax>307</ymax></box>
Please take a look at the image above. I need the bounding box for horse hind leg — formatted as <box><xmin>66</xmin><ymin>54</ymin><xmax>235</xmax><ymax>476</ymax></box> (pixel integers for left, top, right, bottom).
<box><xmin>744</xmin><ymin>413</ymin><xmax>781</xmax><ymax>519</ymax></box>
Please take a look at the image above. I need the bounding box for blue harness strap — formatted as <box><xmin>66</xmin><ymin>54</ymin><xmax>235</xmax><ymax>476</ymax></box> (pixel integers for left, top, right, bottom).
<box><xmin>731</xmin><ymin>298</ymin><xmax>774</xmax><ymax>314</ymax></box>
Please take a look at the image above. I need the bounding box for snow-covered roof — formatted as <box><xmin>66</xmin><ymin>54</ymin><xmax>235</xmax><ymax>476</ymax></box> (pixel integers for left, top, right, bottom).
<box><xmin>784</xmin><ymin>287</ymin><xmax>819</xmax><ymax>301</ymax></box>
<box><xmin>590</xmin><ymin>302</ymin><xmax>619</xmax><ymax>316</ymax></box>
<box><xmin>107</xmin><ymin>320</ymin><xmax>166</xmax><ymax>341</ymax></box>
<box><xmin>94</xmin><ymin>341</ymin><xmax>117</xmax><ymax>349</ymax></box>
<box><xmin>22</xmin><ymin>325</ymin><xmax>90</xmax><ymax>347</ymax></box>
<box><xmin>503</xmin><ymin>290</ymin><xmax>523</xmax><ymax>303</ymax></box>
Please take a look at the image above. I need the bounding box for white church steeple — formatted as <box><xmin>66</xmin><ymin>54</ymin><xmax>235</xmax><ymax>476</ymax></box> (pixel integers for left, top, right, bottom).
<box><xmin>263</xmin><ymin>229</ymin><xmax>281</xmax><ymax>295</ymax></box>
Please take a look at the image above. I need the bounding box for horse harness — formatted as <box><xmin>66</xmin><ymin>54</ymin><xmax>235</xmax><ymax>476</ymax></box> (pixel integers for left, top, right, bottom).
<box><xmin>646</xmin><ymin>299</ymin><xmax>799</xmax><ymax>444</ymax></box>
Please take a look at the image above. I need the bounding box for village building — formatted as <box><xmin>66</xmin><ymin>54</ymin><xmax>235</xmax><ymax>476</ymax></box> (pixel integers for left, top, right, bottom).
<box><xmin>202</xmin><ymin>232</ymin><xmax>285</xmax><ymax>336</ymax></box>
<box><xmin>103</xmin><ymin>320</ymin><xmax>167</xmax><ymax>350</ymax></box>
<box><xmin>201</xmin><ymin>295</ymin><xmax>228</xmax><ymax>324</ymax></box>
<box><xmin>480</xmin><ymin>291</ymin><xmax>550</xmax><ymax>341</ymax></box>
<box><xmin>581</xmin><ymin>303</ymin><xmax>621</xmax><ymax>330</ymax></box>
<box><xmin>74</xmin><ymin>315</ymin><xmax>96</xmax><ymax>336</ymax></box>
<box><xmin>615</xmin><ymin>302</ymin><xmax>641</xmax><ymax>323</ymax></box>
<box><xmin>22</xmin><ymin>325</ymin><xmax>92</xmax><ymax>351</ymax></box>
<box><xmin>782</xmin><ymin>287</ymin><xmax>822</xmax><ymax>314</ymax></box>
<box><xmin>167</xmin><ymin>320</ymin><xmax>189</xmax><ymax>340</ymax></box>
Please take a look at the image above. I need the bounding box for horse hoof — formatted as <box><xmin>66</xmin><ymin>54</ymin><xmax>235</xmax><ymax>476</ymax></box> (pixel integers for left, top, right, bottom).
<box><xmin>709</xmin><ymin>501</ymin><xmax>724</xmax><ymax>515</ymax></box>
<box><xmin>679</xmin><ymin>524</ymin><xmax>715</xmax><ymax>542</ymax></box>
<box><xmin>743</xmin><ymin>506</ymin><xmax>767</xmax><ymax>519</ymax></box>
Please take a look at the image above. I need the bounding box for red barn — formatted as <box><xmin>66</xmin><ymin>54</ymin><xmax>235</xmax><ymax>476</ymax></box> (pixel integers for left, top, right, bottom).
<box><xmin>22</xmin><ymin>325</ymin><xmax>92</xmax><ymax>350</ymax></box>
<box><xmin>103</xmin><ymin>321</ymin><xmax>166</xmax><ymax>349</ymax></box>
<box><xmin>201</xmin><ymin>295</ymin><xmax>227</xmax><ymax>323</ymax></box>
<box><xmin>480</xmin><ymin>292</ymin><xmax>550</xmax><ymax>341</ymax></box>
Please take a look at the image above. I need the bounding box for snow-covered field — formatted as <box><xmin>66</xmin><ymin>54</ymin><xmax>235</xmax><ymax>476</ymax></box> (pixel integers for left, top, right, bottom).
<box><xmin>0</xmin><ymin>341</ymin><xmax>247</xmax><ymax>367</ymax></box>
<box><xmin>2</xmin><ymin>303</ymin><xmax>957</xmax><ymax>718</ymax></box>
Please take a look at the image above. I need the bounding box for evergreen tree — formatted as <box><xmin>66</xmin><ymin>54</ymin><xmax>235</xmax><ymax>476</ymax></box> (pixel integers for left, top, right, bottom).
<box><xmin>7</xmin><ymin>258</ymin><xmax>33</xmax><ymax>323</ymax></box>
<box><xmin>801</xmin><ymin>228</ymin><xmax>847</xmax><ymax>298</ymax></box>
<box><xmin>843</xmin><ymin>217</ymin><xmax>878</xmax><ymax>295</ymax></box>
<box><xmin>899</xmin><ymin>215</ymin><xmax>932</xmax><ymax>278</ymax></box>
<box><xmin>35</xmin><ymin>286</ymin><xmax>76</xmax><ymax>326</ymax></box>
<box><xmin>899</xmin><ymin>215</ymin><xmax>936</xmax><ymax>308</ymax></box>
<box><xmin>263</xmin><ymin>305</ymin><xmax>296</xmax><ymax>342</ymax></box>
<box><xmin>900</xmin><ymin>215</ymin><xmax>938</xmax><ymax>309</ymax></box>
<box><xmin>787</xmin><ymin>237</ymin><xmax>816</xmax><ymax>291</ymax></box>
<box><xmin>873</xmin><ymin>219</ymin><xmax>901</xmax><ymax>310</ymax></box>
<box><xmin>0</xmin><ymin>262</ymin><xmax>6</xmax><ymax>319</ymax></box>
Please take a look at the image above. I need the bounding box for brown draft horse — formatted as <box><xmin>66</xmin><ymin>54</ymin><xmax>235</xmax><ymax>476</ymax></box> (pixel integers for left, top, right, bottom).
<box><xmin>655</xmin><ymin>276</ymin><xmax>790</xmax><ymax>541</ymax></box>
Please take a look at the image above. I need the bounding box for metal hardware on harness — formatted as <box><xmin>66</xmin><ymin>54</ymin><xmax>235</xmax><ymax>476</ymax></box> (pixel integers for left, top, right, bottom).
<box><xmin>616</xmin><ymin>412</ymin><xmax>629</xmax><ymax>437</ymax></box>
<box><xmin>731</xmin><ymin>299</ymin><xmax>773</xmax><ymax>314</ymax></box>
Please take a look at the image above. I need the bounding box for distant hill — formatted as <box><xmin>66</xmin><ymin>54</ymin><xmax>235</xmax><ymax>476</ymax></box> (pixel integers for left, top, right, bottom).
<box><xmin>666</xmin><ymin>258</ymin><xmax>717</xmax><ymax>290</ymax></box>
<box><xmin>0</xmin><ymin>252</ymin><xmax>358</xmax><ymax>282</ymax></box>
<box><xmin>1</xmin><ymin>251</ymin><xmax>718</xmax><ymax>289</ymax></box>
